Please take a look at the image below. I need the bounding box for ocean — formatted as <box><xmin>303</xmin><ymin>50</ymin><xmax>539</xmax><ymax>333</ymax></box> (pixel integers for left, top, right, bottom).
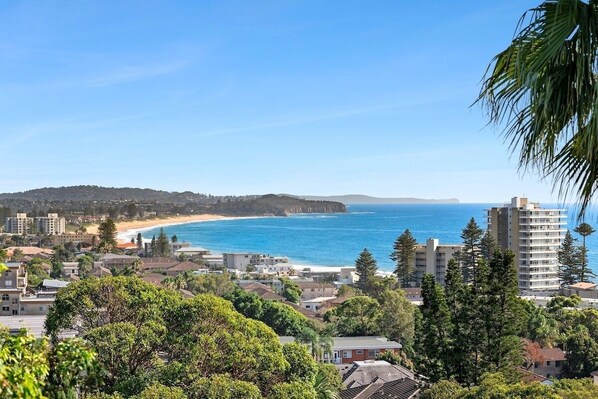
<box><xmin>137</xmin><ymin>204</ymin><xmax>598</xmax><ymax>274</ymax></box>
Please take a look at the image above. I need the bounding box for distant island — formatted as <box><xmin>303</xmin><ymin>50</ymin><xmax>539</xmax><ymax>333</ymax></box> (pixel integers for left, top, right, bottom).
<box><xmin>0</xmin><ymin>186</ymin><xmax>346</xmax><ymax>223</ymax></box>
<box><xmin>298</xmin><ymin>194</ymin><xmax>460</xmax><ymax>204</ymax></box>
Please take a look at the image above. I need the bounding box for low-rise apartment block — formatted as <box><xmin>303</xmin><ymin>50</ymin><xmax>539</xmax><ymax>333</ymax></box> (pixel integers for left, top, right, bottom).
<box><xmin>412</xmin><ymin>238</ymin><xmax>463</xmax><ymax>286</ymax></box>
<box><xmin>0</xmin><ymin>262</ymin><xmax>57</xmax><ymax>316</ymax></box>
<box><xmin>223</xmin><ymin>252</ymin><xmax>290</xmax><ymax>271</ymax></box>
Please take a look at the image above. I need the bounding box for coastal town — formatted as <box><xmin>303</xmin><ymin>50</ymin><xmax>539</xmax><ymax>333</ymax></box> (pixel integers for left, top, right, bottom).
<box><xmin>2</xmin><ymin>195</ymin><xmax>598</xmax><ymax>398</ymax></box>
<box><xmin>5</xmin><ymin>0</ymin><xmax>598</xmax><ymax>398</ymax></box>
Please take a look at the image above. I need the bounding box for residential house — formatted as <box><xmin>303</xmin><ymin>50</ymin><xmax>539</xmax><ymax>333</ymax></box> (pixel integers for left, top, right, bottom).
<box><xmin>339</xmin><ymin>378</ymin><xmax>420</xmax><ymax>399</ymax></box>
<box><xmin>339</xmin><ymin>360</ymin><xmax>415</xmax><ymax>387</ymax></box>
<box><xmin>296</xmin><ymin>281</ymin><xmax>336</xmax><ymax>300</ymax></box>
<box><xmin>533</xmin><ymin>348</ymin><xmax>566</xmax><ymax>379</ymax></box>
<box><xmin>99</xmin><ymin>253</ymin><xmax>140</xmax><ymax>270</ymax></box>
<box><xmin>164</xmin><ymin>261</ymin><xmax>207</xmax><ymax>276</ymax></box>
<box><xmin>272</xmin><ymin>336</ymin><xmax>406</xmax><ymax>365</ymax></box>
<box><xmin>300</xmin><ymin>296</ymin><xmax>337</xmax><ymax>312</ymax></box>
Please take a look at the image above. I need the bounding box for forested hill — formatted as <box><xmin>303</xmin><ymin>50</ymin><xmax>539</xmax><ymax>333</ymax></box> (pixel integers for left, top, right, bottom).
<box><xmin>0</xmin><ymin>186</ymin><xmax>346</xmax><ymax>218</ymax></box>
<box><xmin>211</xmin><ymin>194</ymin><xmax>347</xmax><ymax>216</ymax></box>
<box><xmin>0</xmin><ymin>185</ymin><xmax>218</xmax><ymax>204</ymax></box>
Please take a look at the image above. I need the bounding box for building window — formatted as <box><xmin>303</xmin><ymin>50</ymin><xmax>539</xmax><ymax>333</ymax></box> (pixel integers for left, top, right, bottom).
<box><xmin>1</xmin><ymin>294</ymin><xmax>8</xmax><ymax>301</ymax></box>
<box><xmin>368</xmin><ymin>350</ymin><xmax>380</xmax><ymax>358</ymax></box>
<box><xmin>546</xmin><ymin>361</ymin><xmax>551</xmax><ymax>366</ymax></box>
<box><xmin>356</xmin><ymin>350</ymin><xmax>364</xmax><ymax>355</ymax></box>
<box><xmin>555</xmin><ymin>361</ymin><xmax>562</xmax><ymax>367</ymax></box>
<box><xmin>1</xmin><ymin>306</ymin><xmax>9</xmax><ymax>312</ymax></box>
<box><xmin>11</xmin><ymin>299</ymin><xmax>17</xmax><ymax>304</ymax></box>
<box><xmin>39</xmin><ymin>306</ymin><xmax>44</xmax><ymax>311</ymax></box>
<box><xmin>5</xmin><ymin>281</ymin><xmax>12</xmax><ymax>287</ymax></box>
<box><xmin>343</xmin><ymin>351</ymin><xmax>352</xmax><ymax>359</ymax></box>
<box><xmin>12</xmin><ymin>310</ymin><xmax>17</xmax><ymax>315</ymax></box>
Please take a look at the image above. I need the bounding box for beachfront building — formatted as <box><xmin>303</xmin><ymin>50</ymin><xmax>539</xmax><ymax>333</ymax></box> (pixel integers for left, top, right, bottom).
<box><xmin>488</xmin><ymin>197</ymin><xmax>566</xmax><ymax>291</ymax></box>
<box><xmin>412</xmin><ymin>238</ymin><xmax>464</xmax><ymax>286</ymax></box>
<box><xmin>5</xmin><ymin>213</ymin><xmax>33</xmax><ymax>235</ymax></box>
<box><xmin>223</xmin><ymin>252</ymin><xmax>290</xmax><ymax>272</ymax></box>
<box><xmin>35</xmin><ymin>213</ymin><xmax>66</xmax><ymax>235</ymax></box>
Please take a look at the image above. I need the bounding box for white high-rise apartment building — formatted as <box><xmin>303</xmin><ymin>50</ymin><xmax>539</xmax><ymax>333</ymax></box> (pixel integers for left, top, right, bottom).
<box><xmin>487</xmin><ymin>197</ymin><xmax>566</xmax><ymax>291</ymax></box>
<box><xmin>35</xmin><ymin>213</ymin><xmax>66</xmax><ymax>235</ymax></box>
<box><xmin>5</xmin><ymin>213</ymin><xmax>33</xmax><ymax>235</ymax></box>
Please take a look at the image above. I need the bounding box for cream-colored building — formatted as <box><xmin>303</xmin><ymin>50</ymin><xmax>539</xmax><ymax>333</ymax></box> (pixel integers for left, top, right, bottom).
<box><xmin>5</xmin><ymin>213</ymin><xmax>33</xmax><ymax>235</ymax></box>
<box><xmin>412</xmin><ymin>238</ymin><xmax>463</xmax><ymax>286</ymax></box>
<box><xmin>0</xmin><ymin>262</ymin><xmax>59</xmax><ymax>316</ymax></box>
<box><xmin>488</xmin><ymin>197</ymin><xmax>565</xmax><ymax>291</ymax></box>
<box><xmin>35</xmin><ymin>213</ymin><xmax>66</xmax><ymax>235</ymax></box>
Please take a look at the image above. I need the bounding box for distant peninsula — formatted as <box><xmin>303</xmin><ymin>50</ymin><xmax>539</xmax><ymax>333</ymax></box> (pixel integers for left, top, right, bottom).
<box><xmin>298</xmin><ymin>194</ymin><xmax>460</xmax><ymax>204</ymax></box>
<box><xmin>0</xmin><ymin>186</ymin><xmax>346</xmax><ymax>220</ymax></box>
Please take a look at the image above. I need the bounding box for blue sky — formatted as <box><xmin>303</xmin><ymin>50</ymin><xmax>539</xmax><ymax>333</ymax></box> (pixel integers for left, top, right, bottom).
<box><xmin>0</xmin><ymin>0</ymin><xmax>555</xmax><ymax>203</ymax></box>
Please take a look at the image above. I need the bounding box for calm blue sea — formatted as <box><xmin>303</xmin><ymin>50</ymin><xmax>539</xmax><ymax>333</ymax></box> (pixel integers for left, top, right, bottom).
<box><xmin>140</xmin><ymin>204</ymin><xmax>598</xmax><ymax>273</ymax></box>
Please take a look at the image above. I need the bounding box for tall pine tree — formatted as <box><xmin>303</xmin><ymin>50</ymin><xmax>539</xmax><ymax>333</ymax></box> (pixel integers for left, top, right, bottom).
<box><xmin>457</xmin><ymin>218</ymin><xmax>483</xmax><ymax>284</ymax></box>
<box><xmin>480</xmin><ymin>230</ymin><xmax>497</xmax><ymax>261</ymax></box>
<box><xmin>354</xmin><ymin>248</ymin><xmax>378</xmax><ymax>292</ymax></box>
<box><xmin>390</xmin><ymin>229</ymin><xmax>418</xmax><ymax>287</ymax></box>
<box><xmin>558</xmin><ymin>230</ymin><xmax>581</xmax><ymax>286</ymax></box>
<box><xmin>484</xmin><ymin>250</ymin><xmax>523</xmax><ymax>375</ymax></box>
<box><xmin>574</xmin><ymin>223</ymin><xmax>596</xmax><ymax>283</ymax></box>
<box><xmin>418</xmin><ymin>273</ymin><xmax>453</xmax><ymax>382</ymax></box>
<box><xmin>444</xmin><ymin>259</ymin><xmax>475</xmax><ymax>385</ymax></box>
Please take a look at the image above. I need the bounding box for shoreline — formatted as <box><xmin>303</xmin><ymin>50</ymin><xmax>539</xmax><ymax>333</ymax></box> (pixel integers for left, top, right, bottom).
<box><xmin>86</xmin><ymin>213</ymin><xmax>398</xmax><ymax>274</ymax></box>
<box><xmin>86</xmin><ymin>214</ymin><xmax>254</xmax><ymax>241</ymax></box>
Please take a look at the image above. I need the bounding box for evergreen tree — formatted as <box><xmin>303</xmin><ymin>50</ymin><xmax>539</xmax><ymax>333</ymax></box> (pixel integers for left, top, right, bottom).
<box><xmin>480</xmin><ymin>230</ymin><xmax>497</xmax><ymax>261</ymax></box>
<box><xmin>390</xmin><ymin>229</ymin><xmax>418</xmax><ymax>287</ymax></box>
<box><xmin>171</xmin><ymin>234</ymin><xmax>178</xmax><ymax>243</ymax></box>
<box><xmin>136</xmin><ymin>232</ymin><xmax>143</xmax><ymax>249</ymax></box>
<box><xmin>418</xmin><ymin>273</ymin><xmax>453</xmax><ymax>382</ymax></box>
<box><xmin>484</xmin><ymin>250</ymin><xmax>523</xmax><ymax>374</ymax></box>
<box><xmin>457</xmin><ymin>217</ymin><xmax>484</xmax><ymax>284</ymax></box>
<box><xmin>558</xmin><ymin>230</ymin><xmax>581</xmax><ymax>286</ymax></box>
<box><xmin>574</xmin><ymin>222</ymin><xmax>596</xmax><ymax>282</ymax></box>
<box><xmin>444</xmin><ymin>259</ymin><xmax>474</xmax><ymax>385</ymax></box>
<box><xmin>150</xmin><ymin>235</ymin><xmax>156</xmax><ymax>257</ymax></box>
<box><xmin>354</xmin><ymin>248</ymin><xmax>378</xmax><ymax>292</ymax></box>
<box><xmin>154</xmin><ymin>228</ymin><xmax>171</xmax><ymax>258</ymax></box>
<box><xmin>97</xmin><ymin>218</ymin><xmax>117</xmax><ymax>253</ymax></box>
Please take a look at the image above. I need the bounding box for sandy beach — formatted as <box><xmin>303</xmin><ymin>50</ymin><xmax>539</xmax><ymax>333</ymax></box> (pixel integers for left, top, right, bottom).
<box><xmin>86</xmin><ymin>214</ymin><xmax>231</xmax><ymax>237</ymax></box>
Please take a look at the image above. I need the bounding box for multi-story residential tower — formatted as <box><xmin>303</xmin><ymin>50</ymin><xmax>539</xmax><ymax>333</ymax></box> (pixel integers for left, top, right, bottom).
<box><xmin>412</xmin><ymin>238</ymin><xmax>464</xmax><ymax>286</ymax></box>
<box><xmin>487</xmin><ymin>197</ymin><xmax>566</xmax><ymax>291</ymax></box>
<box><xmin>35</xmin><ymin>213</ymin><xmax>66</xmax><ymax>235</ymax></box>
<box><xmin>5</xmin><ymin>213</ymin><xmax>33</xmax><ymax>235</ymax></box>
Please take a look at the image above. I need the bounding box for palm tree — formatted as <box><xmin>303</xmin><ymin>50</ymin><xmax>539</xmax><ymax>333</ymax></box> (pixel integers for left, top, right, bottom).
<box><xmin>574</xmin><ymin>222</ymin><xmax>595</xmax><ymax>281</ymax></box>
<box><xmin>478</xmin><ymin>1</ymin><xmax>598</xmax><ymax>218</ymax></box>
<box><xmin>313</xmin><ymin>367</ymin><xmax>340</xmax><ymax>399</ymax></box>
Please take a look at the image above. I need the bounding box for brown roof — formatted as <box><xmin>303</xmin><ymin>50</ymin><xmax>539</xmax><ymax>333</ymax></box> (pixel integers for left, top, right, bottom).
<box><xmin>539</xmin><ymin>348</ymin><xmax>566</xmax><ymax>361</ymax></box>
<box><xmin>519</xmin><ymin>368</ymin><xmax>548</xmax><ymax>384</ymax></box>
<box><xmin>140</xmin><ymin>273</ymin><xmax>167</xmax><ymax>287</ymax></box>
<box><xmin>569</xmin><ymin>282</ymin><xmax>597</xmax><ymax>290</ymax></box>
<box><xmin>141</xmin><ymin>261</ymin><xmax>178</xmax><ymax>271</ymax></box>
<box><xmin>242</xmin><ymin>282</ymin><xmax>274</xmax><ymax>292</ymax></box>
<box><xmin>167</xmin><ymin>261</ymin><xmax>206</xmax><ymax>272</ymax></box>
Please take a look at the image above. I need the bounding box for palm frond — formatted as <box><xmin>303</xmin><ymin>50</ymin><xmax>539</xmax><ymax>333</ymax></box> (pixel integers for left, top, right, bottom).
<box><xmin>477</xmin><ymin>0</ymin><xmax>598</xmax><ymax>219</ymax></box>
